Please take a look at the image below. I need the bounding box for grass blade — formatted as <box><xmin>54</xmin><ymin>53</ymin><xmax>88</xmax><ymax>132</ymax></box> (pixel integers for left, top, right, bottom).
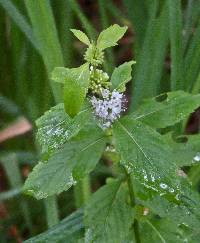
<box><xmin>184</xmin><ymin>19</ymin><xmax>200</xmax><ymax>92</ymax></box>
<box><xmin>183</xmin><ymin>0</ymin><xmax>194</xmax><ymax>50</ymax></box>
<box><xmin>0</xmin><ymin>188</ymin><xmax>21</xmax><ymax>201</ymax></box>
<box><xmin>0</xmin><ymin>153</ymin><xmax>32</xmax><ymax>231</ymax></box>
<box><xmin>0</xmin><ymin>0</ymin><xmax>40</xmax><ymax>52</ymax></box>
<box><xmin>168</xmin><ymin>0</ymin><xmax>184</xmax><ymax>91</ymax></box>
<box><xmin>105</xmin><ymin>1</ymin><xmax>127</xmax><ymax>25</ymax></box>
<box><xmin>123</xmin><ymin>0</ymin><xmax>148</xmax><ymax>51</ymax></box>
<box><xmin>54</xmin><ymin>0</ymin><xmax>75</xmax><ymax>67</ymax></box>
<box><xmin>130</xmin><ymin>1</ymin><xmax>162</xmax><ymax>110</ymax></box>
<box><xmin>68</xmin><ymin>0</ymin><xmax>96</xmax><ymax>39</ymax></box>
<box><xmin>25</xmin><ymin>0</ymin><xmax>64</xmax><ymax>103</ymax></box>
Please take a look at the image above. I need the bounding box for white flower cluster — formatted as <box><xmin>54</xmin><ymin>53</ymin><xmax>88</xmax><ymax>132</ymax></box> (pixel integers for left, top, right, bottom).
<box><xmin>90</xmin><ymin>88</ymin><xmax>126</xmax><ymax>128</ymax></box>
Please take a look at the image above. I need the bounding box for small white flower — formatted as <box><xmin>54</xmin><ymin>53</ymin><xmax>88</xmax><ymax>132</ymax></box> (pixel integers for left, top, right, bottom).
<box><xmin>90</xmin><ymin>88</ymin><xmax>126</xmax><ymax>127</ymax></box>
<box><xmin>111</xmin><ymin>90</ymin><xmax>123</xmax><ymax>100</ymax></box>
<box><xmin>102</xmin><ymin>89</ymin><xmax>110</xmax><ymax>99</ymax></box>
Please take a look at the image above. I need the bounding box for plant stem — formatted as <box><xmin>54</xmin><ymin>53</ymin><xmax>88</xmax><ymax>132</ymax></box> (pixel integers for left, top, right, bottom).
<box><xmin>74</xmin><ymin>176</ymin><xmax>91</xmax><ymax>208</ymax></box>
<box><xmin>1</xmin><ymin>153</ymin><xmax>33</xmax><ymax>232</ymax></box>
<box><xmin>127</xmin><ymin>173</ymin><xmax>141</xmax><ymax>243</ymax></box>
<box><xmin>44</xmin><ymin>196</ymin><xmax>59</xmax><ymax>228</ymax></box>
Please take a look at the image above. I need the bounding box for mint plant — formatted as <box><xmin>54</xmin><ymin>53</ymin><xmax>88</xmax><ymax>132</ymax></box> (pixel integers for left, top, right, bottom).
<box><xmin>23</xmin><ymin>25</ymin><xmax>200</xmax><ymax>242</ymax></box>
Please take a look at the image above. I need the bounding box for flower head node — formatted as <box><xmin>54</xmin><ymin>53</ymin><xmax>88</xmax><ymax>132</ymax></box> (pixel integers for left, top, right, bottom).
<box><xmin>90</xmin><ymin>88</ymin><xmax>127</xmax><ymax>128</ymax></box>
<box><xmin>84</xmin><ymin>42</ymin><xmax>104</xmax><ymax>67</ymax></box>
<box><xmin>89</xmin><ymin>68</ymin><xmax>110</xmax><ymax>94</ymax></box>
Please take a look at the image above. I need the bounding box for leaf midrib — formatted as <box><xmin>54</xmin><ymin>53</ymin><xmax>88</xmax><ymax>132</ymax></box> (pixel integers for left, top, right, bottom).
<box><xmin>146</xmin><ymin>220</ymin><xmax>166</xmax><ymax>243</ymax></box>
<box><xmin>118</xmin><ymin>121</ymin><xmax>153</xmax><ymax>166</ymax></box>
<box><xmin>96</xmin><ymin>181</ymin><xmax>122</xmax><ymax>240</ymax></box>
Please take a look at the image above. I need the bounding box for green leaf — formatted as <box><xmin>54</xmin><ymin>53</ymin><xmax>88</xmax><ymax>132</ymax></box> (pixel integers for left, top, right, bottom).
<box><xmin>85</xmin><ymin>179</ymin><xmax>133</xmax><ymax>243</ymax></box>
<box><xmin>24</xmin><ymin>210</ymin><xmax>84</xmax><ymax>243</ymax></box>
<box><xmin>164</xmin><ymin>133</ymin><xmax>200</xmax><ymax>166</ymax></box>
<box><xmin>36</xmin><ymin>103</ymin><xmax>91</xmax><ymax>157</ymax></box>
<box><xmin>70</xmin><ymin>29</ymin><xmax>90</xmax><ymax>45</ymax></box>
<box><xmin>129</xmin><ymin>91</ymin><xmax>200</xmax><ymax>128</ymax></box>
<box><xmin>111</xmin><ymin>61</ymin><xmax>135</xmax><ymax>92</ymax></box>
<box><xmin>133</xmin><ymin>177</ymin><xmax>200</xmax><ymax>233</ymax></box>
<box><xmin>113</xmin><ymin>117</ymin><xmax>179</xmax><ymax>201</ymax></box>
<box><xmin>140</xmin><ymin>218</ymin><xmax>187</xmax><ymax>243</ymax></box>
<box><xmin>52</xmin><ymin>63</ymin><xmax>90</xmax><ymax>117</ymax></box>
<box><xmin>23</xmin><ymin>125</ymin><xmax>106</xmax><ymax>199</ymax></box>
<box><xmin>97</xmin><ymin>24</ymin><xmax>127</xmax><ymax>50</ymax></box>
<box><xmin>51</xmin><ymin>67</ymin><xmax>68</xmax><ymax>84</ymax></box>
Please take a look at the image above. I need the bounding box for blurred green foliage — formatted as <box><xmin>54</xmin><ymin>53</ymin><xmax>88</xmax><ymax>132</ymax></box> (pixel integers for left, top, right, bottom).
<box><xmin>0</xmin><ymin>0</ymin><xmax>200</xmax><ymax>242</ymax></box>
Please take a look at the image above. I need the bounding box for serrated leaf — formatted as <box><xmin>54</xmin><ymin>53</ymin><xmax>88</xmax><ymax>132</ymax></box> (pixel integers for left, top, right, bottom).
<box><xmin>36</xmin><ymin>103</ymin><xmax>91</xmax><ymax>157</ymax></box>
<box><xmin>129</xmin><ymin>91</ymin><xmax>200</xmax><ymax>128</ymax></box>
<box><xmin>51</xmin><ymin>63</ymin><xmax>90</xmax><ymax>117</ymax></box>
<box><xmin>111</xmin><ymin>61</ymin><xmax>135</xmax><ymax>92</ymax></box>
<box><xmin>133</xmin><ymin>177</ymin><xmax>200</xmax><ymax>234</ymax></box>
<box><xmin>24</xmin><ymin>210</ymin><xmax>84</xmax><ymax>243</ymax></box>
<box><xmin>113</xmin><ymin>117</ymin><xmax>180</xmax><ymax>201</ymax></box>
<box><xmin>140</xmin><ymin>218</ymin><xmax>186</xmax><ymax>243</ymax></box>
<box><xmin>97</xmin><ymin>24</ymin><xmax>127</xmax><ymax>50</ymax></box>
<box><xmin>164</xmin><ymin>133</ymin><xmax>200</xmax><ymax>166</ymax></box>
<box><xmin>23</xmin><ymin>125</ymin><xmax>106</xmax><ymax>199</ymax></box>
<box><xmin>70</xmin><ymin>29</ymin><xmax>90</xmax><ymax>45</ymax></box>
<box><xmin>85</xmin><ymin>179</ymin><xmax>133</xmax><ymax>243</ymax></box>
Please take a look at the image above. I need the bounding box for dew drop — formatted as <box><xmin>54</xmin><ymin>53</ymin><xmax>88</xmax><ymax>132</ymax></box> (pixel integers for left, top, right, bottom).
<box><xmin>142</xmin><ymin>169</ymin><xmax>148</xmax><ymax>182</ymax></box>
<box><xmin>65</xmin><ymin>130</ymin><xmax>69</xmax><ymax>137</ymax></box>
<box><xmin>27</xmin><ymin>189</ymin><xmax>34</xmax><ymax>194</ymax></box>
<box><xmin>150</xmin><ymin>174</ymin><xmax>155</xmax><ymax>182</ymax></box>
<box><xmin>35</xmin><ymin>191</ymin><xmax>48</xmax><ymax>199</ymax></box>
<box><xmin>169</xmin><ymin>188</ymin><xmax>175</xmax><ymax>193</ymax></box>
<box><xmin>175</xmin><ymin>194</ymin><xmax>180</xmax><ymax>201</ymax></box>
<box><xmin>193</xmin><ymin>152</ymin><xmax>200</xmax><ymax>162</ymax></box>
<box><xmin>160</xmin><ymin>183</ymin><xmax>168</xmax><ymax>189</ymax></box>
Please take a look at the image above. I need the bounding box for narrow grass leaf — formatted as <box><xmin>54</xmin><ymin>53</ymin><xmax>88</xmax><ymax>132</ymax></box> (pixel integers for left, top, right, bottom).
<box><xmin>0</xmin><ymin>0</ymin><xmax>40</xmax><ymax>52</ymax></box>
<box><xmin>168</xmin><ymin>0</ymin><xmax>184</xmax><ymax>90</ymax></box>
<box><xmin>130</xmin><ymin>1</ymin><xmax>164</xmax><ymax>110</ymax></box>
<box><xmin>25</xmin><ymin>0</ymin><xmax>64</xmax><ymax>103</ymax></box>
<box><xmin>184</xmin><ymin>20</ymin><xmax>200</xmax><ymax>91</ymax></box>
<box><xmin>68</xmin><ymin>0</ymin><xmax>96</xmax><ymax>39</ymax></box>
